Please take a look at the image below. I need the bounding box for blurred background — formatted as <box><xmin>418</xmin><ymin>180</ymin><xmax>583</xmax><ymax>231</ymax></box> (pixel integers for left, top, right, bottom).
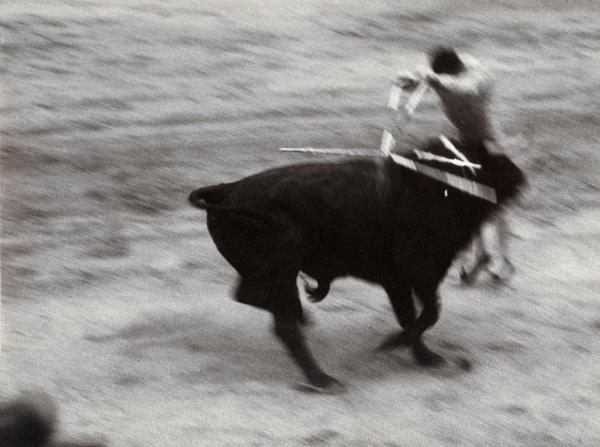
<box><xmin>1</xmin><ymin>1</ymin><xmax>599</xmax><ymax>445</ymax></box>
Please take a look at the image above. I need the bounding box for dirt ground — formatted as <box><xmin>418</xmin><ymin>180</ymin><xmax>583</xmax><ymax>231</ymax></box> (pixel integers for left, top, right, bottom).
<box><xmin>1</xmin><ymin>1</ymin><xmax>600</xmax><ymax>445</ymax></box>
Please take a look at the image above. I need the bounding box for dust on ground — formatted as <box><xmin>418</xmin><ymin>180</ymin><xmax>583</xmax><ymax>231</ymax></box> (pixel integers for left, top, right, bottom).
<box><xmin>1</xmin><ymin>1</ymin><xmax>600</xmax><ymax>446</ymax></box>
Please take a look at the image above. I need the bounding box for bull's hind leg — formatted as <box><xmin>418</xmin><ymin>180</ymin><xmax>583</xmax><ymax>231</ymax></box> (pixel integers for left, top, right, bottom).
<box><xmin>270</xmin><ymin>280</ymin><xmax>343</xmax><ymax>393</ymax></box>
<box><xmin>274</xmin><ymin>314</ymin><xmax>342</xmax><ymax>392</ymax></box>
<box><xmin>236</xmin><ymin>276</ymin><xmax>339</xmax><ymax>390</ymax></box>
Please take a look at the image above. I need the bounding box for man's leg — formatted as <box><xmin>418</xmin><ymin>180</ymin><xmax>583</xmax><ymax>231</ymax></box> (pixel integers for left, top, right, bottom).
<box><xmin>481</xmin><ymin>215</ymin><xmax>514</xmax><ymax>283</ymax></box>
<box><xmin>460</xmin><ymin>233</ymin><xmax>489</xmax><ymax>285</ymax></box>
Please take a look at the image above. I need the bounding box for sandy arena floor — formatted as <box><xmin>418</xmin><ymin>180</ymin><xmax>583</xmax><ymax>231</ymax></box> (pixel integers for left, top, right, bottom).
<box><xmin>1</xmin><ymin>1</ymin><xmax>600</xmax><ymax>445</ymax></box>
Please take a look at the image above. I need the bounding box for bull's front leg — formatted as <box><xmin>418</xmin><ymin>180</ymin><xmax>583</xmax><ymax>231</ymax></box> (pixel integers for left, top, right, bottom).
<box><xmin>379</xmin><ymin>279</ymin><xmax>446</xmax><ymax>366</ymax></box>
<box><xmin>378</xmin><ymin>281</ymin><xmax>415</xmax><ymax>350</ymax></box>
<box><xmin>408</xmin><ymin>283</ymin><xmax>446</xmax><ymax>367</ymax></box>
<box><xmin>273</xmin><ymin>314</ymin><xmax>343</xmax><ymax>393</ymax></box>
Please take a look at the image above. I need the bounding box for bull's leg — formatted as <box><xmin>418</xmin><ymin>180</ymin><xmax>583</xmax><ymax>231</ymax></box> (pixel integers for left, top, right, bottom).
<box><xmin>273</xmin><ymin>314</ymin><xmax>343</xmax><ymax>392</ymax></box>
<box><xmin>378</xmin><ymin>282</ymin><xmax>415</xmax><ymax>350</ymax></box>
<box><xmin>261</xmin><ymin>279</ymin><xmax>342</xmax><ymax>393</ymax></box>
<box><xmin>238</xmin><ymin>276</ymin><xmax>340</xmax><ymax>391</ymax></box>
<box><xmin>407</xmin><ymin>284</ymin><xmax>445</xmax><ymax>367</ymax></box>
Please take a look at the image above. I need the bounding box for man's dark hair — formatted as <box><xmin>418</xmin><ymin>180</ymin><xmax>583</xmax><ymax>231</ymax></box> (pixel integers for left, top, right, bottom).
<box><xmin>429</xmin><ymin>47</ymin><xmax>465</xmax><ymax>75</ymax></box>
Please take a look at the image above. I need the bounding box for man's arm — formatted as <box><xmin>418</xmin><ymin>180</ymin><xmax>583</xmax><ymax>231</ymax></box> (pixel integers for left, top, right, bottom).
<box><xmin>394</xmin><ymin>66</ymin><xmax>429</xmax><ymax>91</ymax></box>
<box><xmin>426</xmin><ymin>63</ymin><xmax>493</xmax><ymax>96</ymax></box>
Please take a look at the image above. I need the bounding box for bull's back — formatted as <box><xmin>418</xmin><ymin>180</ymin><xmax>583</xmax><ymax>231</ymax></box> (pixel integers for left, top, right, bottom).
<box><xmin>229</xmin><ymin>158</ymin><xmax>388</xmax><ymax>216</ymax></box>
<box><xmin>216</xmin><ymin>159</ymin><xmax>394</xmax><ymax>280</ymax></box>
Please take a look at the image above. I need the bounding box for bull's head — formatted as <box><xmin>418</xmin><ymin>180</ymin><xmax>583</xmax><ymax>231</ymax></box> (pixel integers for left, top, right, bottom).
<box><xmin>483</xmin><ymin>154</ymin><xmax>527</xmax><ymax>205</ymax></box>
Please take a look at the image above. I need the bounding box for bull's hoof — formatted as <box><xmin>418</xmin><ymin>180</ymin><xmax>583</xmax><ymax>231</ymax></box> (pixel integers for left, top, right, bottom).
<box><xmin>299</xmin><ymin>275</ymin><xmax>330</xmax><ymax>303</ymax></box>
<box><xmin>296</xmin><ymin>373</ymin><xmax>345</xmax><ymax>394</ymax></box>
<box><xmin>304</xmin><ymin>283</ymin><xmax>330</xmax><ymax>303</ymax></box>
<box><xmin>413</xmin><ymin>343</ymin><xmax>447</xmax><ymax>367</ymax></box>
<box><xmin>377</xmin><ymin>331</ymin><xmax>410</xmax><ymax>351</ymax></box>
<box><xmin>305</xmin><ymin>286</ymin><xmax>326</xmax><ymax>303</ymax></box>
<box><xmin>308</xmin><ymin>295</ymin><xmax>323</xmax><ymax>303</ymax></box>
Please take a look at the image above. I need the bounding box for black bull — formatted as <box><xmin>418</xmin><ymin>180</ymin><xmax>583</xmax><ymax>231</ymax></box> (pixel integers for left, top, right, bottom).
<box><xmin>188</xmin><ymin>139</ymin><xmax>525</xmax><ymax>391</ymax></box>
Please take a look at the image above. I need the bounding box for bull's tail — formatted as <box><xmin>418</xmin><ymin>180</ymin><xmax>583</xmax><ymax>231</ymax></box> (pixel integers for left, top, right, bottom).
<box><xmin>188</xmin><ymin>182</ymin><xmax>277</xmax><ymax>229</ymax></box>
<box><xmin>188</xmin><ymin>182</ymin><xmax>237</xmax><ymax>208</ymax></box>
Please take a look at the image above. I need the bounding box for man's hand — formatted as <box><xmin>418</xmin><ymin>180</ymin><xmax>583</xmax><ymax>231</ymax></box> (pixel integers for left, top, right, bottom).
<box><xmin>394</xmin><ymin>71</ymin><xmax>419</xmax><ymax>91</ymax></box>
